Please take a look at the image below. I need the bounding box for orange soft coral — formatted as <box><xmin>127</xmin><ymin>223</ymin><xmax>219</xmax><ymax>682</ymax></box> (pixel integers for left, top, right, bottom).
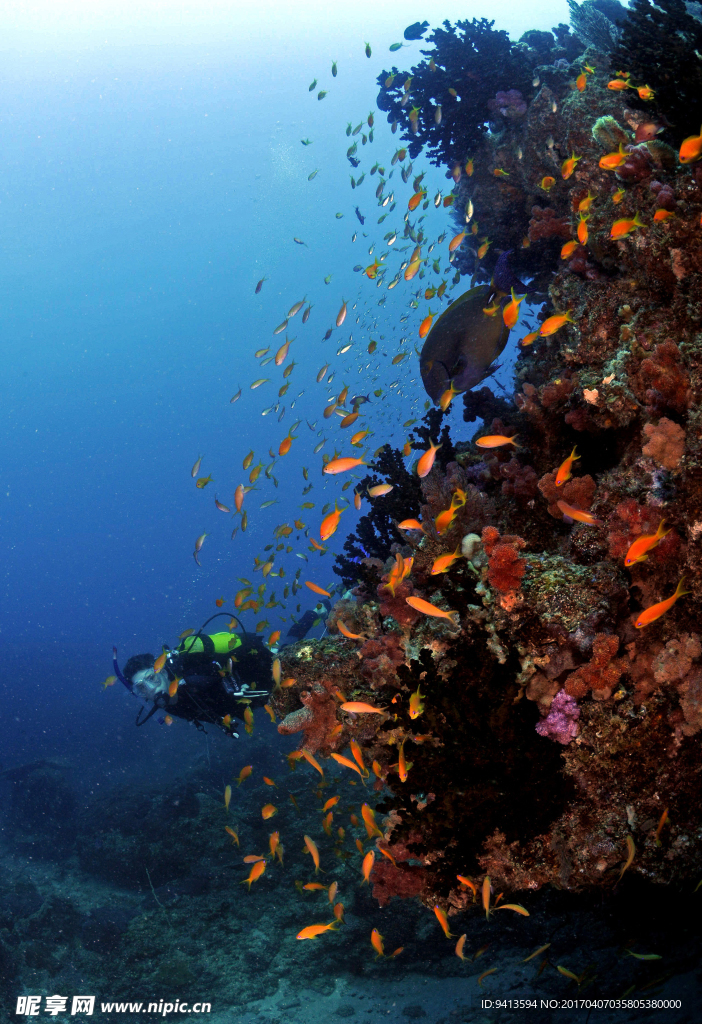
<box><xmin>482</xmin><ymin>526</ymin><xmax>526</xmax><ymax>594</ymax></box>
<box><xmin>642</xmin><ymin>416</ymin><xmax>686</xmax><ymax>470</ymax></box>
<box><xmin>538</xmin><ymin>469</ymin><xmax>597</xmax><ymax>520</ymax></box>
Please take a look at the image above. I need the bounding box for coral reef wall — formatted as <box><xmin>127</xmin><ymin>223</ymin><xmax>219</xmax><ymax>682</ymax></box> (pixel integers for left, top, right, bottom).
<box><xmin>272</xmin><ymin>12</ymin><xmax>702</xmax><ymax>916</ymax></box>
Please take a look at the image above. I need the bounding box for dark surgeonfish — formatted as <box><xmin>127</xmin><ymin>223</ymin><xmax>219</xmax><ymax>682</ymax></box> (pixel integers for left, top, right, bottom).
<box><xmin>419</xmin><ymin>285</ymin><xmax>511</xmax><ymax>403</ymax></box>
<box><xmin>404</xmin><ymin>21</ymin><xmax>429</xmax><ymax>40</ymax></box>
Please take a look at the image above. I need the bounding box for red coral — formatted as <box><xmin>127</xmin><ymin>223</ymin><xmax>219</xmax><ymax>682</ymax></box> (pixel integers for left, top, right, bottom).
<box><xmin>564</xmin><ymin>633</ymin><xmax>622</xmax><ymax>701</ymax></box>
<box><xmin>359</xmin><ymin>633</ymin><xmax>406</xmax><ymax>686</ymax></box>
<box><xmin>677</xmin><ymin>666</ymin><xmax>702</xmax><ymax>738</ymax></box>
<box><xmin>370</xmin><ymin>857</ymin><xmax>428</xmax><ymax>908</ymax></box>
<box><xmin>377</xmin><ymin>579</ymin><xmax>421</xmax><ymax>628</ymax></box>
<box><xmin>540</xmin><ymin>374</ymin><xmax>576</xmax><ymax>409</ymax></box>
<box><xmin>606</xmin><ymin>498</ymin><xmax>663</xmax><ymax>561</ymax></box>
<box><xmin>615</xmin><ymin>143</ymin><xmax>653</xmax><ymax>183</ymax></box>
<box><xmin>653</xmin><ymin>634</ymin><xmax>701</xmax><ymax>685</ymax></box>
<box><xmin>276</xmin><ymin>678</ymin><xmax>339</xmax><ymax>752</ymax></box>
<box><xmin>538</xmin><ymin>470</ymin><xmax>596</xmax><ymax>520</ymax></box>
<box><xmin>514</xmin><ymin>382</ymin><xmax>541</xmax><ymax>420</ymax></box>
<box><xmin>528</xmin><ymin>205</ymin><xmax>571</xmax><ymax>242</ymax></box>
<box><xmin>482</xmin><ymin>526</ymin><xmax>526</xmax><ymax>594</ymax></box>
<box><xmin>650</xmin><ymin>181</ymin><xmax>676</xmax><ymax>210</ymax></box>
<box><xmin>564</xmin><ymin>407</ymin><xmax>596</xmax><ymax>431</ymax></box>
<box><xmin>642</xmin><ymin>416</ymin><xmax>686</xmax><ymax>470</ymax></box>
<box><xmin>635</xmin><ymin>339</ymin><xmax>690</xmax><ymax>415</ymax></box>
<box><xmin>500</xmin><ymin>457</ymin><xmax>539</xmax><ymax>501</ymax></box>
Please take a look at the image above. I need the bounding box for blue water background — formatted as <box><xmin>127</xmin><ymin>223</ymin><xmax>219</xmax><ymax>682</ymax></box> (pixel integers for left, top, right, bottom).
<box><xmin>1</xmin><ymin>1</ymin><xmax>563</xmax><ymax>788</ymax></box>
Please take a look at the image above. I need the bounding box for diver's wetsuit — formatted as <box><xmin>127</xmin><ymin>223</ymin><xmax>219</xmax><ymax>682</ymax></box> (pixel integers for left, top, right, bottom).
<box><xmin>163</xmin><ymin>635</ymin><xmax>272</xmax><ymax>733</ymax></box>
<box><xmin>121</xmin><ymin>632</ymin><xmax>273</xmax><ymax>737</ymax></box>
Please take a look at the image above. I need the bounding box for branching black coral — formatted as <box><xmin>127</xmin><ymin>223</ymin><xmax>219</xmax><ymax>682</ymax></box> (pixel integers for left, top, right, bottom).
<box><xmin>376</xmin><ymin>19</ymin><xmax>533</xmax><ymax>168</ymax></box>
<box><xmin>333</xmin><ymin>444</ymin><xmax>423</xmax><ymax>590</ymax></box>
<box><xmin>610</xmin><ymin>0</ymin><xmax>702</xmax><ymax>143</ymax></box>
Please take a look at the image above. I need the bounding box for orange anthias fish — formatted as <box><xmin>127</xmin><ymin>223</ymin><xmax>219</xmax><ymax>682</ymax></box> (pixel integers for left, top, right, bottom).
<box><xmin>341</xmin><ymin>701</ymin><xmax>386</xmax><ymax>714</ymax></box>
<box><xmin>409</xmin><ymin>685</ymin><xmax>424</xmax><ymax>719</ymax></box>
<box><xmin>448</xmin><ymin>230</ymin><xmax>467</xmax><ymax>252</ymax></box>
<box><xmin>438</xmin><ymin>379</ymin><xmax>462</xmax><ymax>411</ymax></box>
<box><xmin>607</xmin><ymin>77</ymin><xmax>632</xmax><ymax>91</ymax></box>
<box><xmin>434</xmin><ymin>905</ymin><xmax>455</xmax><ymax>938</ymax></box>
<box><xmin>477</xmin><ymin>238</ymin><xmax>491</xmax><ymax>259</ymax></box>
<box><xmin>305</xmin><ymin>581</ymin><xmax>332</xmax><ymax>597</ymax></box>
<box><xmin>610</xmin><ymin>212</ymin><xmax>645</xmax><ymax>240</ymax></box>
<box><xmin>368</xmin><ymin>483</ymin><xmax>393</xmax><ymax>497</ymax></box>
<box><xmin>556</xmin><ymin>500</ymin><xmax>602</xmax><ymax>526</ymax></box>
<box><xmin>397</xmin><ymin>518</ymin><xmax>424</xmax><ymax>532</ymax></box>
<box><xmin>539</xmin><ymin>310</ymin><xmax>574</xmax><ymax>336</ymax></box>
<box><xmin>241</xmin><ymin>859</ymin><xmax>266</xmax><ymax>890</ymax></box>
<box><xmin>304</xmin><ymin>834</ymin><xmax>322</xmax><ymax>872</ymax></box>
<box><xmin>261</xmin><ymin>804</ymin><xmax>278</xmax><ymax>820</ymax></box>
<box><xmin>555</xmin><ymin>446</ymin><xmax>580</xmax><ymax>486</ymax></box>
<box><xmin>561</xmin><ymin>240</ymin><xmax>578</xmax><ymax>259</ymax></box>
<box><xmin>371</xmin><ymin>928</ymin><xmax>385</xmax><ymax>957</ymax></box>
<box><xmin>577</xmin><ymin>213</ymin><xmax>589</xmax><ymax>245</ymax></box>
<box><xmin>599</xmin><ymin>143</ymin><xmax>628</xmax><ymax>170</ymax></box>
<box><xmin>225</xmin><ymin>826</ymin><xmax>239</xmax><ymax>845</ymax></box>
<box><xmin>405</xmin><ymin>596</ymin><xmax>460</xmax><ymax>626</ymax></box>
<box><xmin>679</xmin><ymin>126</ymin><xmax>702</xmax><ymax>164</ymax></box>
<box><xmin>434</xmin><ymin>488</ymin><xmax>467</xmax><ymax>535</ymax></box>
<box><xmin>350</xmin><ymin>738</ymin><xmax>367</xmax><ymax>775</ymax></box>
<box><xmin>653</xmin><ymin>208</ymin><xmax>676</xmax><ymax>222</ymax></box>
<box><xmin>154</xmin><ymin>651</ymin><xmax>167</xmax><ymax>674</ymax></box>
<box><xmin>301</xmin><ymin>748</ymin><xmax>325</xmax><ymax>776</ymax></box>
<box><xmin>362</xmin><ymin>803</ymin><xmax>383</xmax><ymax>838</ymax></box>
<box><xmin>634</xmin><ymin>578</ymin><xmax>690</xmax><ymax>628</ymax></box>
<box><xmin>431</xmin><ymin>546</ymin><xmax>462</xmax><ymax>575</ymax></box>
<box><xmin>330</xmin><ymin>752</ymin><xmax>365</xmax><ymax>778</ymax></box>
<box><xmin>539</xmin><ymin>176</ymin><xmax>556</xmax><ymax>192</ymax></box>
<box><xmin>337</xmin><ymin>620</ymin><xmax>367</xmax><ymax>641</ymax></box>
<box><xmin>419</xmin><ymin>311</ymin><xmax>435</xmax><ymax>339</ymax></box>
<box><xmin>320</xmin><ymin>501</ymin><xmax>343</xmax><ymax>540</ymax></box>
<box><xmin>561</xmin><ymin>153</ymin><xmax>581</xmax><ymax>179</ymax></box>
<box><xmin>297</xmin><ymin>921</ymin><xmax>339</xmax><ymax>940</ymax></box>
<box><xmin>457</xmin><ymin>874</ymin><xmax>477</xmax><ymax>896</ymax></box>
<box><xmin>279</xmin><ymin>428</ymin><xmax>296</xmax><ymax>456</ymax></box>
<box><xmin>361</xmin><ymin>850</ymin><xmax>375</xmax><ymax>885</ymax></box>
<box><xmin>455</xmin><ymin>934</ymin><xmax>468</xmax><ymax>960</ymax></box>
<box><xmin>323</xmin><ymin>456</ymin><xmax>366</xmax><ymax>475</ymax></box>
<box><xmin>482</xmin><ymin>875</ymin><xmax>492</xmax><ymax>920</ymax></box>
<box><xmin>236</xmin><ymin>765</ymin><xmax>253</xmax><ymax>786</ymax></box>
<box><xmin>397</xmin><ymin>739</ymin><xmax>409</xmax><ymax>782</ymax></box>
<box><xmin>475</xmin><ymin>434</ymin><xmax>518</xmax><ymax>449</ymax></box>
<box><xmin>417</xmin><ymin>440</ymin><xmax>441</xmax><ymax>478</ymax></box>
<box><xmin>502</xmin><ymin>288</ymin><xmax>524</xmax><ymax>330</ymax></box>
<box><xmin>625</xmin><ymin>519</ymin><xmax>672</xmax><ymax>567</ymax></box>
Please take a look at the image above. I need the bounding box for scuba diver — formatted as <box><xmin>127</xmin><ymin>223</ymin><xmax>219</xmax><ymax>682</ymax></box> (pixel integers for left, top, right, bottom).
<box><xmin>283</xmin><ymin>599</ymin><xmax>331</xmax><ymax>644</ymax></box>
<box><xmin>112</xmin><ymin>614</ymin><xmax>272</xmax><ymax>739</ymax></box>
